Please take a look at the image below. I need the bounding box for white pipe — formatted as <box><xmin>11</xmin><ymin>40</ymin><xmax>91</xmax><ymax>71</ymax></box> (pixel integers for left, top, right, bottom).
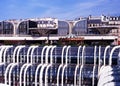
<box><xmin>8</xmin><ymin>63</ymin><xmax>17</xmax><ymax>86</ymax></box>
<box><xmin>3</xmin><ymin>46</ymin><xmax>13</xmax><ymax>63</ymax></box>
<box><xmin>61</xmin><ymin>65</ymin><xmax>67</xmax><ymax>86</ymax></box>
<box><xmin>45</xmin><ymin>64</ymin><xmax>52</xmax><ymax>86</ymax></box>
<box><xmin>35</xmin><ymin>64</ymin><xmax>43</xmax><ymax>86</ymax></box>
<box><xmin>27</xmin><ymin>46</ymin><xmax>34</xmax><ymax>63</ymax></box>
<box><xmin>74</xmin><ymin>46</ymin><xmax>81</xmax><ymax>86</ymax></box>
<box><xmin>77</xmin><ymin>46</ymin><xmax>81</xmax><ymax>65</ymax></box>
<box><xmin>45</xmin><ymin>46</ymin><xmax>52</xmax><ymax>64</ymax></box>
<box><xmin>57</xmin><ymin>65</ymin><xmax>63</xmax><ymax>86</ymax></box>
<box><xmin>30</xmin><ymin>46</ymin><xmax>38</xmax><ymax>64</ymax></box>
<box><xmin>4</xmin><ymin>63</ymin><xmax>14</xmax><ymax>84</ymax></box>
<box><xmin>0</xmin><ymin>46</ymin><xmax>6</xmax><ymax>63</ymax></box>
<box><xmin>61</xmin><ymin>46</ymin><xmax>71</xmax><ymax>86</ymax></box>
<box><xmin>78</xmin><ymin>46</ymin><xmax>85</xmax><ymax>86</ymax></box>
<box><xmin>74</xmin><ymin>65</ymin><xmax>79</xmax><ymax>86</ymax></box>
<box><xmin>16</xmin><ymin>46</ymin><xmax>25</xmax><ymax>63</ymax></box>
<box><xmin>109</xmin><ymin>46</ymin><xmax>120</xmax><ymax>65</ymax></box>
<box><xmin>44</xmin><ymin>46</ymin><xmax>56</xmax><ymax>86</ymax></box>
<box><xmin>103</xmin><ymin>46</ymin><xmax>110</xmax><ymax>66</ymax></box>
<box><xmin>6</xmin><ymin>46</ymin><xmax>25</xmax><ymax>85</ymax></box>
<box><xmin>82</xmin><ymin>46</ymin><xmax>85</xmax><ymax>65</ymax></box>
<box><xmin>39</xmin><ymin>64</ymin><xmax>47</xmax><ymax>86</ymax></box>
<box><xmin>92</xmin><ymin>46</ymin><xmax>97</xmax><ymax>86</ymax></box>
<box><xmin>19</xmin><ymin>64</ymin><xmax>27</xmax><ymax>86</ymax></box>
<box><xmin>23</xmin><ymin>64</ymin><xmax>32</xmax><ymax>86</ymax></box>
<box><xmin>79</xmin><ymin>65</ymin><xmax>83</xmax><ymax>86</ymax></box>
<box><xmin>50</xmin><ymin>46</ymin><xmax>56</xmax><ymax>64</ymax></box>
<box><xmin>65</xmin><ymin>46</ymin><xmax>71</xmax><ymax>65</ymax></box>
<box><xmin>13</xmin><ymin>46</ymin><xmax>21</xmax><ymax>63</ymax></box>
<box><xmin>41</xmin><ymin>46</ymin><xmax>48</xmax><ymax>64</ymax></box>
<box><xmin>98</xmin><ymin>46</ymin><xmax>101</xmax><ymax>74</ymax></box>
<box><xmin>62</xmin><ymin>46</ymin><xmax>67</xmax><ymax>64</ymax></box>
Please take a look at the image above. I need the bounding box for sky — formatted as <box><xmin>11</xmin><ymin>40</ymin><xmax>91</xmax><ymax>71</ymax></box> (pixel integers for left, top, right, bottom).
<box><xmin>0</xmin><ymin>0</ymin><xmax>120</xmax><ymax>20</ymax></box>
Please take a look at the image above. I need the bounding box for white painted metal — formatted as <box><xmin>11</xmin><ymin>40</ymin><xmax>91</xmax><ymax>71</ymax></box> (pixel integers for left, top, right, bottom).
<box><xmin>8</xmin><ymin>63</ymin><xmax>17</xmax><ymax>86</ymax></box>
<box><xmin>3</xmin><ymin>46</ymin><xmax>13</xmax><ymax>63</ymax></box>
<box><xmin>57</xmin><ymin>46</ymin><xmax>67</xmax><ymax>86</ymax></box>
<box><xmin>23</xmin><ymin>64</ymin><xmax>32</xmax><ymax>86</ymax></box>
<box><xmin>103</xmin><ymin>46</ymin><xmax>110</xmax><ymax>66</ymax></box>
<box><xmin>79</xmin><ymin>46</ymin><xmax>85</xmax><ymax>86</ymax></box>
<box><xmin>35</xmin><ymin>64</ymin><xmax>43</xmax><ymax>86</ymax></box>
<box><xmin>61</xmin><ymin>65</ymin><xmax>67</xmax><ymax>86</ymax></box>
<box><xmin>74</xmin><ymin>46</ymin><xmax>82</xmax><ymax>86</ymax></box>
<box><xmin>98</xmin><ymin>46</ymin><xmax>101</xmax><ymax>74</ymax></box>
<box><xmin>39</xmin><ymin>46</ymin><xmax>53</xmax><ymax>86</ymax></box>
<box><xmin>4</xmin><ymin>63</ymin><xmax>14</xmax><ymax>84</ymax></box>
<box><xmin>41</xmin><ymin>46</ymin><xmax>48</xmax><ymax>64</ymax></box>
<box><xmin>45</xmin><ymin>46</ymin><xmax>52</xmax><ymax>64</ymax></box>
<box><xmin>19</xmin><ymin>64</ymin><xmax>27</xmax><ymax>86</ymax></box>
<box><xmin>39</xmin><ymin>64</ymin><xmax>47</xmax><ymax>86</ymax></box>
<box><xmin>92</xmin><ymin>46</ymin><xmax>97</xmax><ymax>86</ymax></box>
<box><xmin>35</xmin><ymin>46</ymin><xmax>49</xmax><ymax>86</ymax></box>
<box><xmin>61</xmin><ymin>46</ymin><xmax>71</xmax><ymax>86</ymax></box>
<box><xmin>50</xmin><ymin>46</ymin><xmax>56</xmax><ymax>64</ymax></box>
<box><xmin>79</xmin><ymin>65</ymin><xmax>83</xmax><ymax>86</ymax></box>
<box><xmin>9</xmin><ymin>46</ymin><xmax>25</xmax><ymax>86</ymax></box>
<box><xmin>62</xmin><ymin>46</ymin><xmax>67</xmax><ymax>64</ymax></box>
<box><xmin>0</xmin><ymin>46</ymin><xmax>6</xmax><ymax>63</ymax></box>
<box><xmin>109</xmin><ymin>46</ymin><xmax>120</xmax><ymax>65</ymax></box>
<box><xmin>45</xmin><ymin>46</ymin><xmax>56</xmax><ymax>86</ymax></box>
<box><xmin>45</xmin><ymin>64</ymin><xmax>52</xmax><ymax>86</ymax></box>
<box><xmin>30</xmin><ymin>46</ymin><xmax>38</xmax><ymax>64</ymax></box>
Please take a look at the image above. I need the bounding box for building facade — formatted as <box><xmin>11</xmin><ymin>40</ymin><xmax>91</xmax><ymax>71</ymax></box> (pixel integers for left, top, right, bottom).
<box><xmin>0</xmin><ymin>15</ymin><xmax>120</xmax><ymax>45</ymax></box>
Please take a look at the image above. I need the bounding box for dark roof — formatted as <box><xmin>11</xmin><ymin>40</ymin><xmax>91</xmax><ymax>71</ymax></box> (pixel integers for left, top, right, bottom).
<box><xmin>88</xmin><ymin>19</ymin><xmax>101</xmax><ymax>24</ymax></box>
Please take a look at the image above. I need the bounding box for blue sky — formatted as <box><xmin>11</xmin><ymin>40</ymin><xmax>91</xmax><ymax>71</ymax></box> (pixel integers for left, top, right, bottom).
<box><xmin>0</xmin><ymin>0</ymin><xmax>120</xmax><ymax>20</ymax></box>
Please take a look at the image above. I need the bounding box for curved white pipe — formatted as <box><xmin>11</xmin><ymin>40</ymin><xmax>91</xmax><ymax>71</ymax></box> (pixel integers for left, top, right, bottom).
<box><xmin>23</xmin><ymin>64</ymin><xmax>32</xmax><ymax>86</ymax></box>
<box><xmin>13</xmin><ymin>46</ymin><xmax>22</xmax><ymax>63</ymax></box>
<box><xmin>45</xmin><ymin>46</ymin><xmax>52</xmax><ymax>64</ymax></box>
<box><xmin>8</xmin><ymin>63</ymin><xmax>17</xmax><ymax>86</ymax></box>
<box><xmin>62</xmin><ymin>46</ymin><xmax>67</xmax><ymax>64</ymax></box>
<box><xmin>50</xmin><ymin>46</ymin><xmax>56</xmax><ymax>64</ymax></box>
<box><xmin>35</xmin><ymin>64</ymin><xmax>43</xmax><ymax>86</ymax></box>
<box><xmin>41</xmin><ymin>46</ymin><xmax>48</xmax><ymax>64</ymax></box>
<box><xmin>65</xmin><ymin>46</ymin><xmax>71</xmax><ymax>65</ymax></box>
<box><xmin>103</xmin><ymin>46</ymin><xmax>110</xmax><ymax>66</ymax></box>
<box><xmin>45</xmin><ymin>64</ymin><xmax>52</xmax><ymax>86</ymax></box>
<box><xmin>94</xmin><ymin>46</ymin><xmax>97</xmax><ymax>66</ymax></box>
<box><xmin>27</xmin><ymin>46</ymin><xmax>34</xmax><ymax>63</ymax></box>
<box><xmin>61</xmin><ymin>65</ymin><xmax>67</xmax><ymax>86</ymax></box>
<box><xmin>92</xmin><ymin>46</ymin><xmax>97</xmax><ymax>86</ymax></box>
<box><xmin>77</xmin><ymin>46</ymin><xmax>81</xmax><ymax>65</ymax></box>
<box><xmin>16</xmin><ymin>46</ymin><xmax>25</xmax><ymax>63</ymax></box>
<box><xmin>74</xmin><ymin>65</ymin><xmax>79</xmax><ymax>86</ymax></box>
<box><xmin>19</xmin><ymin>64</ymin><xmax>27</xmax><ymax>86</ymax></box>
<box><xmin>8</xmin><ymin>46</ymin><xmax>25</xmax><ymax>86</ymax></box>
<box><xmin>57</xmin><ymin>65</ymin><xmax>63</xmax><ymax>86</ymax></box>
<box><xmin>74</xmin><ymin>46</ymin><xmax>82</xmax><ymax>86</ymax></box>
<box><xmin>78</xmin><ymin>46</ymin><xmax>85</xmax><ymax>86</ymax></box>
<box><xmin>0</xmin><ymin>46</ymin><xmax>6</xmax><ymax>63</ymax></box>
<box><xmin>30</xmin><ymin>46</ymin><xmax>38</xmax><ymax>64</ymax></box>
<box><xmin>61</xmin><ymin>46</ymin><xmax>71</xmax><ymax>86</ymax></box>
<box><xmin>81</xmin><ymin>46</ymin><xmax>85</xmax><ymax>65</ymax></box>
<box><xmin>109</xmin><ymin>45</ymin><xmax>120</xmax><ymax>65</ymax></box>
<box><xmin>39</xmin><ymin>64</ymin><xmax>47</xmax><ymax>86</ymax></box>
<box><xmin>98</xmin><ymin>46</ymin><xmax>101</xmax><ymax>74</ymax></box>
<box><xmin>35</xmin><ymin>46</ymin><xmax>50</xmax><ymax>86</ymax></box>
<box><xmin>79</xmin><ymin>65</ymin><xmax>83</xmax><ymax>86</ymax></box>
<box><xmin>4</xmin><ymin>63</ymin><xmax>14</xmax><ymax>84</ymax></box>
<box><xmin>3</xmin><ymin>46</ymin><xmax>13</xmax><ymax>63</ymax></box>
